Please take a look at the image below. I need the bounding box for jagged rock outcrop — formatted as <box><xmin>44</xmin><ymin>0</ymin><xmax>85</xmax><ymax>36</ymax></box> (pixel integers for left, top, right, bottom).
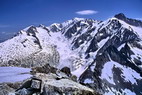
<box><xmin>15</xmin><ymin>73</ymin><xmax>98</xmax><ymax>95</ymax></box>
<box><xmin>31</xmin><ymin>63</ymin><xmax>58</xmax><ymax>74</ymax></box>
<box><xmin>115</xmin><ymin>13</ymin><xmax>142</xmax><ymax>27</ymax></box>
<box><xmin>15</xmin><ymin>64</ymin><xmax>99</xmax><ymax>95</ymax></box>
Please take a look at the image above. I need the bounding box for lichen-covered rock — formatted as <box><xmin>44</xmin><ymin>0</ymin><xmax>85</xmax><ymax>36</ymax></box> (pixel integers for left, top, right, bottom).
<box><xmin>31</xmin><ymin>63</ymin><xmax>57</xmax><ymax>74</ymax></box>
<box><xmin>31</xmin><ymin>79</ymin><xmax>41</xmax><ymax>90</ymax></box>
<box><xmin>16</xmin><ymin>88</ymin><xmax>32</xmax><ymax>95</ymax></box>
<box><xmin>0</xmin><ymin>83</ymin><xmax>15</xmax><ymax>95</ymax></box>
<box><xmin>6</xmin><ymin>82</ymin><xmax>23</xmax><ymax>90</ymax></box>
<box><xmin>42</xmin><ymin>78</ymin><xmax>97</xmax><ymax>95</ymax></box>
<box><xmin>16</xmin><ymin>72</ymin><xmax>99</xmax><ymax>95</ymax></box>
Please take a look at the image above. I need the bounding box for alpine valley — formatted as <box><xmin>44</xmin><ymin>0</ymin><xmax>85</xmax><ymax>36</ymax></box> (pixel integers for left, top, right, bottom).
<box><xmin>0</xmin><ymin>13</ymin><xmax>142</xmax><ymax>95</ymax></box>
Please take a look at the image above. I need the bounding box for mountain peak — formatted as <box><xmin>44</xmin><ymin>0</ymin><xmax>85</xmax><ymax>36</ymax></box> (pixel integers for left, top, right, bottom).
<box><xmin>114</xmin><ymin>13</ymin><xmax>126</xmax><ymax>19</ymax></box>
<box><xmin>73</xmin><ymin>17</ymin><xmax>85</xmax><ymax>21</ymax></box>
<box><xmin>114</xmin><ymin>13</ymin><xmax>142</xmax><ymax>27</ymax></box>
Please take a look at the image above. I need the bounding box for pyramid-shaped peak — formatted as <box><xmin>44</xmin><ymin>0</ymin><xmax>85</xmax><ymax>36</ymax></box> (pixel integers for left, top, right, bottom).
<box><xmin>114</xmin><ymin>13</ymin><xmax>126</xmax><ymax>19</ymax></box>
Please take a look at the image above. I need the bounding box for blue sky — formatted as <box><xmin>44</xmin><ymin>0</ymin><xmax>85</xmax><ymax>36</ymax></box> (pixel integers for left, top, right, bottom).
<box><xmin>0</xmin><ymin>0</ymin><xmax>142</xmax><ymax>42</ymax></box>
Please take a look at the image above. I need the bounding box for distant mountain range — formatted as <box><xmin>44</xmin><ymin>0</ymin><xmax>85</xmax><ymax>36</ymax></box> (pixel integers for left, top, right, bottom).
<box><xmin>0</xmin><ymin>13</ymin><xmax>142</xmax><ymax>95</ymax></box>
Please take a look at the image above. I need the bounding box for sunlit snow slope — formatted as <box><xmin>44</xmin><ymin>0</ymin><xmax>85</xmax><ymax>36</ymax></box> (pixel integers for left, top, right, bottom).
<box><xmin>0</xmin><ymin>13</ymin><xmax>142</xmax><ymax>95</ymax></box>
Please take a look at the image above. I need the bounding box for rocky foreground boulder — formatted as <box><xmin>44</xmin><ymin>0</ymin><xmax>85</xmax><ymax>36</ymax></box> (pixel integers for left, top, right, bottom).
<box><xmin>0</xmin><ymin>64</ymin><xmax>99</xmax><ymax>95</ymax></box>
<box><xmin>16</xmin><ymin>73</ymin><xmax>98</xmax><ymax>95</ymax></box>
<box><xmin>0</xmin><ymin>83</ymin><xmax>15</xmax><ymax>95</ymax></box>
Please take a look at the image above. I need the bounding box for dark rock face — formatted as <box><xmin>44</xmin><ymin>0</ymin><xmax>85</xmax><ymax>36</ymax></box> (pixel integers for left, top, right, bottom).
<box><xmin>26</xmin><ymin>26</ymin><xmax>42</xmax><ymax>49</ymax></box>
<box><xmin>60</xmin><ymin>67</ymin><xmax>71</xmax><ymax>77</ymax></box>
<box><xmin>49</xmin><ymin>23</ymin><xmax>62</xmax><ymax>32</ymax></box>
<box><xmin>85</xmin><ymin>37</ymin><xmax>98</xmax><ymax>54</ymax></box>
<box><xmin>115</xmin><ymin>13</ymin><xmax>142</xmax><ymax>27</ymax></box>
<box><xmin>16</xmin><ymin>78</ymin><xmax>42</xmax><ymax>95</ymax></box>
<box><xmin>64</xmin><ymin>22</ymin><xmax>80</xmax><ymax>39</ymax></box>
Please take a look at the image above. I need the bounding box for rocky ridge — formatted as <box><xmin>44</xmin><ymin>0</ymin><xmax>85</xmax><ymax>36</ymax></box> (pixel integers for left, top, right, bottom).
<box><xmin>0</xmin><ymin>13</ymin><xmax>142</xmax><ymax>95</ymax></box>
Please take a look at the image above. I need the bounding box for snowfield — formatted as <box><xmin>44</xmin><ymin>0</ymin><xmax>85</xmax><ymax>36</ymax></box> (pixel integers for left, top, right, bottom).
<box><xmin>0</xmin><ymin>67</ymin><xmax>32</xmax><ymax>83</ymax></box>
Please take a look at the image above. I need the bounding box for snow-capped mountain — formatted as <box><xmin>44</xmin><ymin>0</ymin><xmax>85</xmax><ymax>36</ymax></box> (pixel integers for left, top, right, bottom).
<box><xmin>0</xmin><ymin>13</ymin><xmax>142</xmax><ymax>95</ymax></box>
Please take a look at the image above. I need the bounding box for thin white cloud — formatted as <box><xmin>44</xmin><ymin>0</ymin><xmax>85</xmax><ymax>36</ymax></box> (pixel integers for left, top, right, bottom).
<box><xmin>76</xmin><ymin>10</ymin><xmax>98</xmax><ymax>15</ymax></box>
